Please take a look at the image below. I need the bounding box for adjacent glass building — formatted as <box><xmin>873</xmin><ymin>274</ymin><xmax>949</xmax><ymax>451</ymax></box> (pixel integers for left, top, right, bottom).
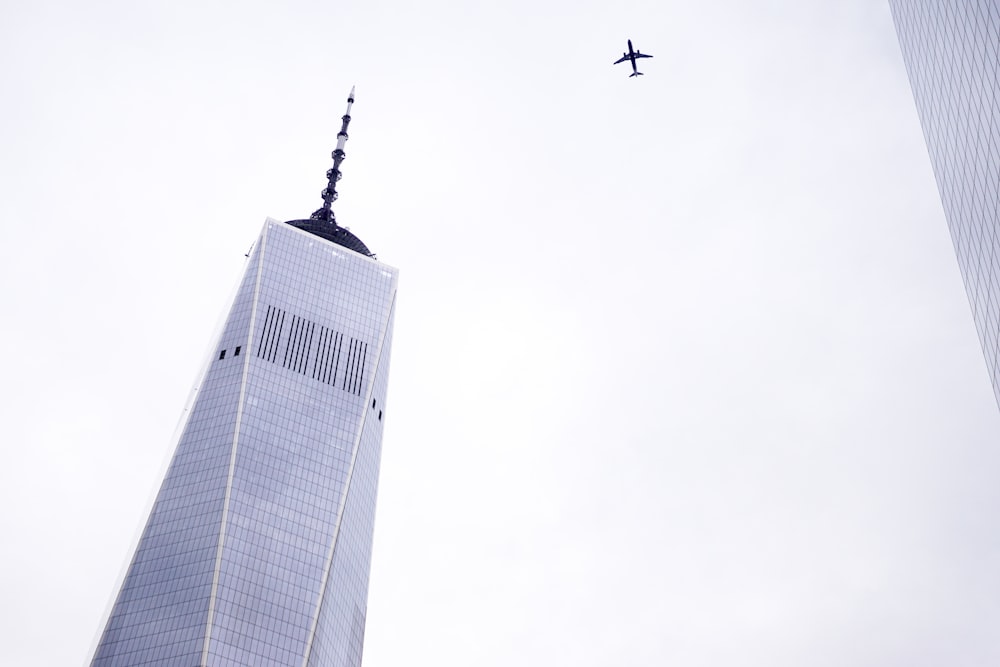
<box><xmin>90</xmin><ymin>91</ymin><xmax>398</xmax><ymax>666</ymax></box>
<box><xmin>890</xmin><ymin>0</ymin><xmax>1000</xmax><ymax>403</ymax></box>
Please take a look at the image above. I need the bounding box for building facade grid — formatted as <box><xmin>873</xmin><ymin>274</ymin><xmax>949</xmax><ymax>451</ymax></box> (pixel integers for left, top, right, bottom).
<box><xmin>890</xmin><ymin>0</ymin><xmax>1000</xmax><ymax>404</ymax></box>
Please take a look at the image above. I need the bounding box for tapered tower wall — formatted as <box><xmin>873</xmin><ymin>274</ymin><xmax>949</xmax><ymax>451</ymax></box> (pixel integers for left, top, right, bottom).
<box><xmin>92</xmin><ymin>219</ymin><xmax>397</xmax><ymax>666</ymax></box>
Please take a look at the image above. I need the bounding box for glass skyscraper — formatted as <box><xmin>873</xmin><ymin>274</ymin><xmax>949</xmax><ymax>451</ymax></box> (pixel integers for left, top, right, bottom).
<box><xmin>90</xmin><ymin>90</ymin><xmax>398</xmax><ymax>666</ymax></box>
<box><xmin>890</xmin><ymin>0</ymin><xmax>1000</xmax><ymax>403</ymax></box>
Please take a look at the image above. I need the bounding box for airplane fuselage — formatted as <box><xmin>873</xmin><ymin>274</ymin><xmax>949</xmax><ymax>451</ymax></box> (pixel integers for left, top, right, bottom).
<box><xmin>614</xmin><ymin>38</ymin><xmax>652</xmax><ymax>78</ymax></box>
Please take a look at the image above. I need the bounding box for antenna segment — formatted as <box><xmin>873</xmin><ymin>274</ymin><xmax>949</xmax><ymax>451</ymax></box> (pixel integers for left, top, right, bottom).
<box><xmin>310</xmin><ymin>86</ymin><xmax>355</xmax><ymax>224</ymax></box>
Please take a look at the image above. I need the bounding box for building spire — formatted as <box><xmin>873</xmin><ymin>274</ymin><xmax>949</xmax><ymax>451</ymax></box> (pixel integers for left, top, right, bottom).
<box><xmin>310</xmin><ymin>86</ymin><xmax>355</xmax><ymax>224</ymax></box>
<box><xmin>290</xmin><ymin>85</ymin><xmax>373</xmax><ymax>257</ymax></box>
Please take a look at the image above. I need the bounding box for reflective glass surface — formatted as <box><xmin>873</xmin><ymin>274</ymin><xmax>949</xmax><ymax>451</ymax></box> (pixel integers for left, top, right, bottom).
<box><xmin>92</xmin><ymin>220</ymin><xmax>398</xmax><ymax>666</ymax></box>
<box><xmin>891</xmin><ymin>0</ymin><xmax>1000</xmax><ymax>403</ymax></box>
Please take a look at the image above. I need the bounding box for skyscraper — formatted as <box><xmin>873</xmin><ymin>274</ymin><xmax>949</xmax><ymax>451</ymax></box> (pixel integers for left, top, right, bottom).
<box><xmin>90</xmin><ymin>89</ymin><xmax>398</xmax><ymax>666</ymax></box>
<box><xmin>890</xmin><ymin>1</ymin><xmax>1000</xmax><ymax>404</ymax></box>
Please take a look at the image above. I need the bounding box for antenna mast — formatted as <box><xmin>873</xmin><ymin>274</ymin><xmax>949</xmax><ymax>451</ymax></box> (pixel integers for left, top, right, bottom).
<box><xmin>311</xmin><ymin>86</ymin><xmax>355</xmax><ymax>224</ymax></box>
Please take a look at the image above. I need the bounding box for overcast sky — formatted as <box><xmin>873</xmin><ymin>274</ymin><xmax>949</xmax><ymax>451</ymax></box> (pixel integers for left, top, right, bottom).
<box><xmin>3</xmin><ymin>1</ymin><xmax>1000</xmax><ymax>665</ymax></box>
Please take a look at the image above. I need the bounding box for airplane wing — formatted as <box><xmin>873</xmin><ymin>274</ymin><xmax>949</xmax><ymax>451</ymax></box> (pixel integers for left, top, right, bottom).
<box><xmin>613</xmin><ymin>55</ymin><xmax>630</xmax><ymax>65</ymax></box>
<box><xmin>634</xmin><ymin>53</ymin><xmax>653</xmax><ymax>59</ymax></box>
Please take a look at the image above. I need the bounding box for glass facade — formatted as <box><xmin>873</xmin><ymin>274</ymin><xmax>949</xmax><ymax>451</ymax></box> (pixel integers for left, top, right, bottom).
<box><xmin>890</xmin><ymin>0</ymin><xmax>1000</xmax><ymax>404</ymax></box>
<box><xmin>92</xmin><ymin>219</ymin><xmax>398</xmax><ymax>666</ymax></box>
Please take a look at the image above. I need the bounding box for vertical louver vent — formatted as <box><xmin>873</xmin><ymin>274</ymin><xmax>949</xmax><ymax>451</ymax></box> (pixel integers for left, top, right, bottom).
<box><xmin>313</xmin><ymin>328</ymin><xmax>344</xmax><ymax>385</ymax></box>
<box><xmin>257</xmin><ymin>305</ymin><xmax>286</xmax><ymax>363</ymax></box>
<box><xmin>283</xmin><ymin>315</ymin><xmax>316</xmax><ymax>375</ymax></box>
<box><xmin>343</xmin><ymin>337</ymin><xmax>368</xmax><ymax>396</ymax></box>
<box><xmin>254</xmin><ymin>305</ymin><xmax>367</xmax><ymax>396</ymax></box>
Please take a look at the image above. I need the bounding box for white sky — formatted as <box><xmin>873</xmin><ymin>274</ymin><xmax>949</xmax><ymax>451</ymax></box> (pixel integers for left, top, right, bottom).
<box><xmin>3</xmin><ymin>1</ymin><xmax>1000</xmax><ymax>665</ymax></box>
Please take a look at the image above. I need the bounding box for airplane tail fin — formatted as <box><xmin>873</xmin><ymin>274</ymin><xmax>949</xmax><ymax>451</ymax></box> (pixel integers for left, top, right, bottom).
<box><xmin>630</xmin><ymin>71</ymin><xmax>644</xmax><ymax>77</ymax></box>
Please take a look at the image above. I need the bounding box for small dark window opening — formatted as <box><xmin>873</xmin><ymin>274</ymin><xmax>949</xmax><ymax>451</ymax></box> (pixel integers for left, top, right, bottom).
<box><xmin>235</xmin><ymin>346</ymin><xmax>242</xmax><ymax>356</ymax></box>
<box><xmin>372</xmin><ymin>399</ymin><xmax>376</xmax><ymax>408</ymax></box>
<box><xmin>378</xmin><ymin>410</ymin><xmax>382</xmax><ymax>421</ymax></box>
<box><xmin>219</xmin><ymin>350</ymin><xmax>226</xmax><ymax>360</ymax></box>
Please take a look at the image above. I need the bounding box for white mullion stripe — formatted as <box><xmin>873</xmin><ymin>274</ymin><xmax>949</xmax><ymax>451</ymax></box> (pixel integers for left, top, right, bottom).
<box><xmin>201</xmin><ymin>223</ymin><xmax>270</xmax><ymax>664</ymax></box>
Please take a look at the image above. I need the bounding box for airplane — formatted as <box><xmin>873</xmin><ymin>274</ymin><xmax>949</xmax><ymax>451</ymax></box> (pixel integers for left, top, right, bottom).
<box><xmin>614</xmin><ymin>39</ymin><xmax>653</xmax><ymax>77</ymax></box>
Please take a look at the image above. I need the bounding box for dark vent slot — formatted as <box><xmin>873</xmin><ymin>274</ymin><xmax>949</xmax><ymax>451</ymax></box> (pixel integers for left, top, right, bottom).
<box><xmin>256</xmin><ymin>305</ymin><xmax>274</xmax><ymax>358</ymax></box>
<box><xmin>326</xmin><ymin>332</ymin><xmax>344</xmax><ymax>385</ymax></box>
<box><xmin>356</xmin><ymin>342</ymin><xmax>367</xmax><ymax>396</ymax></box>
<box><xmin>313</xmin><ymin>327</ymin><xmax>330</xmax><ymax>381</ymax></box>
<box><xmin>270</xmin><ymin>311</ymin><xmax>286</xmax><ymax>362</ymax></box>
<box><xmin>283</xmin><ymin>315</ymin><xmax>302</xmax><ymax>369</ymax></box>
<box><xmin>297</xmin><ymin>322</ymin><xmax>315</xmax><ymax>374</ymax></box>
<box><xmin>350</xmin><ymin>340</ymin><xmax>359</xmax><ymax>394</ymax></box>
<box><xmin>293</xmin><ymin>319</ymin><xmax>306</xmax><ymax>372</ymax></box>
<box><xmin>219</xmin><ymin>350</ymin><xmax>226</xmax><ymax>360</ymax></box>
<box><xmin>320</xmin><ymin>329</ymin><xmax>335</xmax><ymax>384</ymax></box>
<box><xmin>257</xmin><ymin>306</ymin><xmax>286</xmax><ymax>363</ymax></box>
<box><xmin>234</xmin><ymin>346</ymin><xmax>241</xmax><ymax>356</ymax></box>
<box><xmin>343</xmin><ymin>338</ymin><xmax>357</xmax><ymax>392</ymax></box>
<box><xmin>281</xmin><ymin>316</ymin><xmax>295</xmax><ymax>368</ymax></box>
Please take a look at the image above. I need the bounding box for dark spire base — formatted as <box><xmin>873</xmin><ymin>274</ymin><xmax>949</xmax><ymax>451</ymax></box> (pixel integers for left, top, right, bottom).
<box><xmin>310</xmin><ymin>207</ymin><xmax>335</xmax><ymax>224</ymax></box>
<box><xmin>287</xmin><ymin>218</ymin><xmax>374</xmax><ymax>258</ymax></box>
